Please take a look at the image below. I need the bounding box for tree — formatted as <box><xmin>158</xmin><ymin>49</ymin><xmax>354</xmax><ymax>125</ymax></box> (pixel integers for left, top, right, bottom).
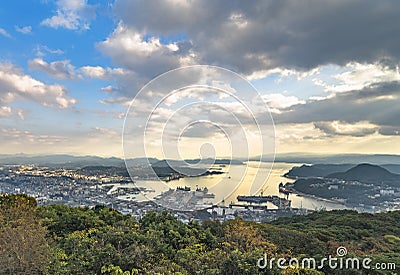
<box><xmin>0</xmin><ymin>194</ymin><xmax>51</xmax><ymax>274</ymax></box>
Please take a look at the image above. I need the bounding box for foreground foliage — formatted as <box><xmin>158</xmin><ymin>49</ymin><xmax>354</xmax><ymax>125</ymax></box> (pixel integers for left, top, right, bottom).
<box><xmin>0</xmin><ymin>194</ymin><xmax>399</xmax><ymax>274</ymax></box>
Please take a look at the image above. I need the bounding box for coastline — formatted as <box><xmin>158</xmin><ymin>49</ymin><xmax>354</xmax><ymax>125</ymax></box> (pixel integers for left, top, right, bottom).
<box><xmin>287</xmin><ymin>189</ymin><xmax>346</xmax><ymax>205</ymax></box>
<box><xmin>281</xmin><ymin>172</ymin><xmax>346</xmax><ymax>206</ymax></box>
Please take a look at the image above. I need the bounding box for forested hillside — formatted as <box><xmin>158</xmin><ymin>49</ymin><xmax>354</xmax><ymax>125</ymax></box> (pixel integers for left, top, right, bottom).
<box><xmin>0</xmin><ymin>194</ymin><xmax>399</xmax><ymax>274</ymax></box>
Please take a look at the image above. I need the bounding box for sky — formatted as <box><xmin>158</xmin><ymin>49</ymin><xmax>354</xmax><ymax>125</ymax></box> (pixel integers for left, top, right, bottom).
<box><xmin>0</xmin><ymin>0</ymin><xmax>400</xmax><ymax>158</ymax></box>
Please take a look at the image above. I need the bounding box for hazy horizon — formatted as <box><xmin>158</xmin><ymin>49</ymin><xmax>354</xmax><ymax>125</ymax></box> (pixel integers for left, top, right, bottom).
<box><xmin>2</xmin><ymin>152</ymin><xmax>400</xmax><ymax>164</ymax></box>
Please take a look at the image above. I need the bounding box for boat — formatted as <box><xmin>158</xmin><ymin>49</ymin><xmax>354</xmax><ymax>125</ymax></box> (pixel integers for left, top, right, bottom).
<box><xmin>279</xmin><ymin>182</ymin><xmax>291</xmax><ymax>195</ymax></box>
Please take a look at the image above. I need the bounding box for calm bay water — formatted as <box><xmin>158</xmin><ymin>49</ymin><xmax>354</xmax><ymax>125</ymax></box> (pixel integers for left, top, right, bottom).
<box><xmin>132</xmin><ymin>162</ymin><xmax>346</xmax><ymax>210</ymax></box>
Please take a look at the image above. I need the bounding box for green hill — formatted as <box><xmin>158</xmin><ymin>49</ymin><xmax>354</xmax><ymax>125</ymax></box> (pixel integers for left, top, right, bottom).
<box><xmin>1</xmin><ymin>194</ymin><xmax>399</xmax><ymax>274</ymax></box>
<box><xmin>327</xmin><ymin>163</ymin><xmax>400</xmax><ymax>183</ymax></box>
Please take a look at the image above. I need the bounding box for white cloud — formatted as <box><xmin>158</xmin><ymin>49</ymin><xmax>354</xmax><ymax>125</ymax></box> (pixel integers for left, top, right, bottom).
<box><xmin>0</xmin><ymin>106</ymin><xmax>12</xmax><ymax>118</ymax></box>
<box><xmin>247</xmin><ymin>67</ymin><xmax>321</xmax><ymax>81</ymax></box>
<box><xmin>0</xmin><ymin>106</ymin><xmax>26</xmax><ymax>120</ymax></box>
<box><xmin>29</xmin><ymin>58</ymin><xmax>76</xmax><ymax>80</ymax></box>
<box><xmin>41</xmin><ymin>0</ymin><xmax>95</xmax><ymax>31</ymax></box>
<box><xmin>97</xmin><ymin>23</ymin><xmax>195</xmax><ymax>78</ymax></box>
<box><xmin>35</xmin><ymin>45</ymin><xmax>64</xmax><ymax>57</ymax></box>
<box><xmin>0</xmin><ymin>126</ymin><xmax>69</xmax><ymax>153</ymax></box>
<box><xmin>28</xmin><ymin>58</ymin><xmax>131</xmax><ymax>82</ymax></box>
<box><xmin>27</xmin><ymin>57</ymin><xmax>139</xmax><ymax>107</ymax></box>
<box><xmin>80</xmin><ymin>65</ymin><xmax>144</xmax><ymax>99</ymax></box>
<box><xmin>15</xmin><ymin>25</ymin><xmax>32</xmax><ymax>34</ymax></box>
<box><xmin>0</xmin><ymin>63</ymin><xmax>76</xmax><ymax>109</ymax></box>
<box><xmin>80</xmin><ymin>66</ymin><xmax>128</xmax><ymax>79</ymax></box>
<box><xmin>274</xmin><ymin>123</ymin><xmax>400</xmax><ymax>155</ymax></box>
<box><xmin>100</xmin><ymin>85</ymin><xmax>118</xmax><ymax>93</ymax></box>
<box><xmin>0</xmin><ymin>125</ymin><xmax>123</xmax><ymax>157</ymax></box>
<box><xmin>275</xmin><ymin>123</ymin><xmax>320</xmax><ymax>143</ymax></box>
<box><xmin>262</xmin><ymin>93</ymin><xmax>305</xmax><ymax>113</ymax></box>
<box><xmin>314</xmin><ymin>62</ymin><xmax>400</xmax><ymax>93</ymax></box>
<box><xmin>246</xmin><ymin>68</ymin><xmax>291</xmax><ymax>81</ymax></box>
<box><xmin>314</xmin><ymin>120</ymin><xmax>378</xmax><ymax>137</ymax></box>
<box><xmin>0</xmin><ymin>27</ymin><xmax>11</xmax><ymax>38</ymax></box>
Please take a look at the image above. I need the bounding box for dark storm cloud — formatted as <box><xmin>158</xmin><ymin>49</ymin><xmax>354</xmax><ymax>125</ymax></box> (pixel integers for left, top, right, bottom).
<box><xmin>112</xmin><ymin>0</ymin><xmax>400</xmax><ymax>73</ymax></box>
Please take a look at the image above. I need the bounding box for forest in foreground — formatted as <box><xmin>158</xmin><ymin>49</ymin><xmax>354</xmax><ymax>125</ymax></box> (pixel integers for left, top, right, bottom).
<box><xmin>0</xmin><ymin>194</ymin><xmax>399</xmax><ymax>274</ymax></box>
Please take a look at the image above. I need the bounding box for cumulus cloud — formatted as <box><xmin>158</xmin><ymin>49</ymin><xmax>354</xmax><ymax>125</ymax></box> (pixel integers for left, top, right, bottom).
<box><xmin>0</xmin><ymin>63</ymin><xmax>76</xmax><ymax>109</ymax></box>
<box><xmin>246</xmin><ymin>67</ymin><xmax>320</xmax><ymax>81</ymax></box>
<box><xmin>314</xmin><ymin>62</ymin><xmax>400</xmax><ymax>93</ymax></box>
<box><xmin>28</xmin><ymin>58</ymin><xmax>134</xmax><ymax>88</ymax></box>
<box><xmin>274</xmin><ymin>122</ymin><xmax>400</xmax><ymax>154</ymax></box>
<box><xmin>109</xmin><ymin>0</ymin><xmax>400</xmax><ymax>75</ymax></box>
<box><xmin>314</xmin><ymin>121</ymin><xmax>378</xmax><ymax>137</ymax></box>
<box><xmin>80</xmin><ymin>65</ymin><xmax>148</xmax><ymax>99</ymax></box>
<box><xmin>100</xmin><ymin>85</ymin><xmax>119</xmax><ymax>93</ymax></box>
<box><xmin>97</xmin><ymin>23</ymin><xmax>195</xmax><ymax>79</ymax></box>
<box><xmin>41</xmin><ymin>0</ymin><xmax>95</xmax><ymax>31</ymax></box>
<box><xmin>80</xmin><ymin>65</ymin><xmax>128</xmax><ymax>79</ymax></box>
<box><xmin>262</xmin><ymin>93</ymin><xmax>305</xmax><ymax>113</ymax></box>
<box><xmin>29</xmin><ymin>58</ymin><xmax>76</xmax><ymax>79</ymax></box>
<box><xmin>273</xmin><ymin>80</ymin><xmax>400</xmax><ymax>136</ymax></box>
<box><xmin>96</xmin><ymin>0</ymin><xmax>400</xmax><ymax>127</ymax></box>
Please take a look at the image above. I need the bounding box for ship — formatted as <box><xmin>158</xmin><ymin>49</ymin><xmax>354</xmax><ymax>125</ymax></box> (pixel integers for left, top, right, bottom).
<box><xmin>279</xmin><ymin>182</ymin><xmax>291</xmax><ymax>195</ymax></box>
<box><xmin>237</xmin><ymin>195</ymin><xmax>272</xmax><ymax>203</ymax></box>
<box><xmin>176</xmin><ymin>186</ymin><xmax>191</xmax><ymax>191</ymax></box>
<box><xmin>237</xmin><ymin>193</ymin><xmax>291</xmax><ymax>208</ymax></box>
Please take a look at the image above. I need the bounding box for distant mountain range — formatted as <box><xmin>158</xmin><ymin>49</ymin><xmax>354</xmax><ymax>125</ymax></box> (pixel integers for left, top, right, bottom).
<box><xmin>2</xmin><ymin>153</ymin><xmax>400</xmax><ymax>169</ymax></box>
<box><xmin>0</xmin><ymin>154</ymin><xmax>125</xmax><ymax>168</ymax></box>
<box><xmin>0</xmin><ymin>154</ymin><xmax>241</xmax><ymax>168</ymax></box>
<box><xmin>0</xmin><ymin>154</ymin><xmax>162</xmax><ymax>168</ymax></box>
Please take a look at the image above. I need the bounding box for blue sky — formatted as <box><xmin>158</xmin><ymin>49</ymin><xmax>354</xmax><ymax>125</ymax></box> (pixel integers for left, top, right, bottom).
<box><xmin>0</xmin><ymin>0</ymin><xmax>399</xmax><ymax>157</ymax></box>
